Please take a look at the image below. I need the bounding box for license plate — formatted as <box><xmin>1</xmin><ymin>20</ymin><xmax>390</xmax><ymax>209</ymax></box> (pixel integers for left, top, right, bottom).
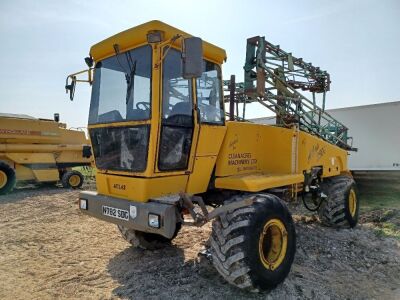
<box><xmin>102</xmin><ymin>205</ymin><xmax>129</xmax><ymax>221</ymax></box>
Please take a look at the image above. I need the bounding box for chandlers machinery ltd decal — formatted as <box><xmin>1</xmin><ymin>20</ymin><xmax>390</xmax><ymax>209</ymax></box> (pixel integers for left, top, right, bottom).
<box><xmin>228</xmin><ymin>152</ymin><xmax>258</xmax><ymax>172</ymax></box>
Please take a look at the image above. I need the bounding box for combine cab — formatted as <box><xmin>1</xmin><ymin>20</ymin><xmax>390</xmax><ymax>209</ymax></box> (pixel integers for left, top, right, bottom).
<box><xmin>66</xmin><ymin>21</ymin><xmax>359</xmax><ymax>291</ymax></box>
<box><xmin>0</xmin><ymin>113</ymin><xmax>92</xmax><ymax>194</ymax></box>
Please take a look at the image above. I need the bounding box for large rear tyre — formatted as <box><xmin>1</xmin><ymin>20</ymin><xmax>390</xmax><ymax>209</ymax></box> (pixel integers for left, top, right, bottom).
<box><xmin>0</xmin><ymin>162</ymin><xmax>16</xmax><ymax>195</ymax></box>
<box><xmin>61</xmin><ymin>170</ymin><xmax>84</xmax><ymax>189</ymax></box>
<box><xmin>318</xmin><ymin>175</ymin><xmax>359</xmax><ymax>228</ymax></box>
<box><xmin>210</xmin><ymin>193</ymin><xmax>296</xmax><ymax>291</ymax></box>
<box><xmin>117</xmin><ymin>223</ymin><xmax>182</xmax><ymax>250</ymax></box>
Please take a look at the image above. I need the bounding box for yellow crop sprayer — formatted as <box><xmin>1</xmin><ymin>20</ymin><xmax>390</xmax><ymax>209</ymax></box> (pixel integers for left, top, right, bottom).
<box><xmin>66</xmin><ymin>21</ymin><xmax>358</xmax><ymax>291</ymax></box>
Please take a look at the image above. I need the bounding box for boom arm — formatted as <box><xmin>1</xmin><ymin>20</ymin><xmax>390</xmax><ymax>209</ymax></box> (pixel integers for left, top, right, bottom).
<box><xmin>224</xmin><ymin>36</ymin><xmax>356</xmax><ymax>151</ymax></box>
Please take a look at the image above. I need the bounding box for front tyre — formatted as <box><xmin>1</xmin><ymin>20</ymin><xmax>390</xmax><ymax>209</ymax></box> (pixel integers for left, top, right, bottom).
<box><xmin>117</xmin><ymin>223</ymin><xmax>182</xmax><ymax>250</ymax></box>
<box><xmin>210</xmin><ymin>193</ymin><xmax>296</xmax><ymax>291</ymax></box>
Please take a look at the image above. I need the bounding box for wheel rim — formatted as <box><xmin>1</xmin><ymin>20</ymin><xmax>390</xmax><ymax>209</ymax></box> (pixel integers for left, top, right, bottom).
<box><xmin>259</xmin><ymin>218</ymin><xmax>288</xmax><ymax>270</ymax></box>
<box><xmin>348</xmin><ymin>189</ymin><xmax>357</xmax><ymax>217</ymax></box>
<box><xmin>68</xmin><ymin>174</ymin><xmax>81</xmax><ymax>187</ymax></box>
<box><xmin>0</xmin><ymin>170</ymin><xmax>7</xmax><ymax>189</ymax></box>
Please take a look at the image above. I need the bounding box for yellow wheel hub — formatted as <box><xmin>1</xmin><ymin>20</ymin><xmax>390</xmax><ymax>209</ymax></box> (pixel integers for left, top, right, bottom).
<box><xmin>0</xmin><ymin>170</ymin><xmax>7</xmax><ymax>189</ymax></box>
<box><xmin>259</xmin><ymin>218</ymin><xmax>288</xmax><ymax>270</ymax></box>
<box><xmin>68</xmin><ymin>174</ymin><xmax>81</xmax><ymax>187</ymax></box>
<box><xmin>348</xmin><ymin>189</ymin><xmax>357</xmax><ymax>217</ymax></box>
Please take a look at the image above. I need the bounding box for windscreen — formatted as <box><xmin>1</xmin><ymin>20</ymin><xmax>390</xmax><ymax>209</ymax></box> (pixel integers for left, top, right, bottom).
<box><xmin>90</xmin><ymin>125</ymin><xmax>149</xmax><ymax>172</ymax></box>
<box><xmin>88</xmin><ymin>45</ymin><xmax>152</xmax><ymax>124</ymax></box>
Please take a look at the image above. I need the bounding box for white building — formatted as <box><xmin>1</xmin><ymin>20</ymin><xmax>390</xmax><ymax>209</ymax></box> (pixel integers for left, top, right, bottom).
<box><xmin>251</xmin><ymin>101</ymin><xmax>400</xmax><ymax>171</ymax></box>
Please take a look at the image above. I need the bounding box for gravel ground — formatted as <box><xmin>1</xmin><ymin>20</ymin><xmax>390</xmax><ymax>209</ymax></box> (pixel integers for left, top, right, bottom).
<box><xmin>0</xmin><ymin>185</ymin><xmax>399</xmax><ymax>299</ymax></box>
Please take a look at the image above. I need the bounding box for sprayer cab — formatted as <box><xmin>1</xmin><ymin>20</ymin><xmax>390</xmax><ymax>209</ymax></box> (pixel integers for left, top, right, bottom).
<box><xmin>66</xmin><ymin>20</ymin><xmax>227</xmax><ymax>201</ymax></box>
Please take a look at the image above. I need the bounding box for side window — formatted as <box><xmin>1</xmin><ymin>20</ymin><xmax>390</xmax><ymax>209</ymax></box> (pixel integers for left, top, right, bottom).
<box><xmin>158</xmin><ymin>48</ymin><xmax>193</xmax><ymax>171</ymax></box>
<box><xmin>196</xmin><ymin>61</ymin><xmax>224</xmax><ymax>124</ymax></box>
<box><xmin>162</xmin><ymin>49</ymin><xmax>192</xmax><ymax>125</ymax></box>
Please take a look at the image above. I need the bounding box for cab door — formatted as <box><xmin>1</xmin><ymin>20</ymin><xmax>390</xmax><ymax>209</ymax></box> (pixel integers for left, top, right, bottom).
<box><xmin>185</xmin><ymin>59</ymin><xmax>228</xmax><ymax>194</ymax></box>
<box><xmin>156</xmin><ymin>47</ymin><xmax>199</xmax><ymax>173</ymax></box>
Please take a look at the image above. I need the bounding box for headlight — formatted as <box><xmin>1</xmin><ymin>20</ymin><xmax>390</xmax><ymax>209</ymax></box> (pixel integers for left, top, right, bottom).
<box><xmin>147</xmin><ymin>31</ymin><xmax>164</xmax><ymax>43</ymax></box>
<box><xmin>80</xmin><ymin>199</ymin><xmax>88</xmax><ymax>210</ymax></box>
<box><xmin>130</xmin><ymin>205</ymin><xmax>137</xmax><ymax>219</ymax></box>
<box><xmin>148</xmin><ymin>213</ymin><xmax>160</xmax><ymax>228</ymax></box>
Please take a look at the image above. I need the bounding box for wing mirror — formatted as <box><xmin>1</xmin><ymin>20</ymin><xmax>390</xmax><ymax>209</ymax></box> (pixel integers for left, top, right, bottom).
<box><xmin>65</xmin><ymin>76</ymin><xmax>76</xmax><ymax>101</ymax></box>
<box><xmin>182</xmin><ymin>37</ymin><xmax>203</xmax><ymax>79</ymax></box>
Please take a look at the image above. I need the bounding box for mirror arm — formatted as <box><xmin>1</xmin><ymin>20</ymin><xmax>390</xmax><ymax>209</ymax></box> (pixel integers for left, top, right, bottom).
<box><xmin>65</xmin><ymin>68</ymin><xmax>93</xmax><ymax>101</ymax></box>
<box><xmin>88</xmin><ymin>67</ymin><xmax>92</xmax><ymax>83</ymax></box>
<box><xmin>66</xmin><ymin>68</ymin><xmax>94</xmax><ymax>84</ymax></box>
<box><xmin>158</xmin><ymin>34</ymin><xmax>183</xmax><ymax>63</ymax></box>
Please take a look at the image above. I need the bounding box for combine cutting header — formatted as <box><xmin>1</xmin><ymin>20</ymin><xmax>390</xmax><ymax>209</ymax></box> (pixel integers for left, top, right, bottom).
<box><xmin>224</xmin><ymin>36</ymin><xmax>355</xmax><ymax>151</ymax></box>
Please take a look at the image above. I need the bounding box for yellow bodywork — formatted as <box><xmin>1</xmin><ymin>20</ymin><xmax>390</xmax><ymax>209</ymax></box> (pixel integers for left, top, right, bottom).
<box><xmin>90</xmin><ymin>20</ymin><xmax>227</xmax><ymax>65</ymax></box>
<box><xmin>0</xmin><ymin>114</ymin><xmax>92</xmax><ymax>182</ymax></box>
<box><xmin>85</xmin><ymin>21</ymin><xmax>350</xmax><ymax>203</ymax></box>
<box><xmin>214</xmin><ymin>122</ymin><xmax>347</xmax><ymax>191</ymax></box>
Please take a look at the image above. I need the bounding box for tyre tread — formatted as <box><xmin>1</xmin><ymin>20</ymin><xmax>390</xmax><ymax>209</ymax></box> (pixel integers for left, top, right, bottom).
<box><xmin>210</xmin><ymin>193</ymin><xmax>295</xmax><ymax>291</ymax></box>
<box><xmin>318</xmin><ymin>175</ymin><xmax>358</xmax><ymax>228</ymax></box>
<box><xmin>0</xmin><ymin>162</ymin><xmax>16</xmax><ymax>195</ymax></box>
<box><xmin>61</xmin><ymin>170</ymin><xmax>84</xmax><ymax>189</ymax></box>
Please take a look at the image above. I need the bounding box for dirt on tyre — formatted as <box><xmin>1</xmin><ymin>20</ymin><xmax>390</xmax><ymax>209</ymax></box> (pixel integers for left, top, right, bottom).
<box><xmin>210</xmin><ymin>193</ymin><xmax>296</xmax><ymax>291</ymax></box>
<box><xmin>61</xmin><ymin>170</ymin><xmax>84</xmax><ymax>189</ymax></box>
<box><xmin>318</xmin><ymin>175</ymin><xmax>359</xmax><ymax>228</ymax></box>
<box><xmin>117</xmin><ymin>223</ymin><xmax>182</xmax><ymax>250</ymax></box>
<box><xmin>0</xmin><ymin>162</ymin><xmax>16</xmax><ymax>195</ymax></box>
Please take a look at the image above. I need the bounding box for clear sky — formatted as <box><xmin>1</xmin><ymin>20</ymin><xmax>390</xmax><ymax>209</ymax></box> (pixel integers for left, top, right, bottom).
<box><xmin>0</xmin><ymin>0</ymin><xmax>399</xmax><ymax>128</ymax></box>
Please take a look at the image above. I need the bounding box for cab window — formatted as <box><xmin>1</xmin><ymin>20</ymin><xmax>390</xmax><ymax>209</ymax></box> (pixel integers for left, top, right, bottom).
<box><xmin>196</xmin><ymin>61</ymin><xmax>224</xmax><ymax>124</ymax></box>
<box><xmin>158</xmin><ymin>48</ymin><xmax>193</xmax><ymax>171</ymax></box>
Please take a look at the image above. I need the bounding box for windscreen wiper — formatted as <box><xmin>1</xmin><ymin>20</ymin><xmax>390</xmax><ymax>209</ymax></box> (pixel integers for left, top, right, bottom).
<box><xmin>113</xmin><ymin>44</ymin><xmax>129</xmax><ymax>75</ymax></box>
<box><xmin>125</xmin><ymin>51</ymin><xmax>137</xmax><ymax>105</ymax></box>
<box><xmin>112</xmin><ymin>44</ymin><xmax>137</xmax><ymax>104</ymax></box>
